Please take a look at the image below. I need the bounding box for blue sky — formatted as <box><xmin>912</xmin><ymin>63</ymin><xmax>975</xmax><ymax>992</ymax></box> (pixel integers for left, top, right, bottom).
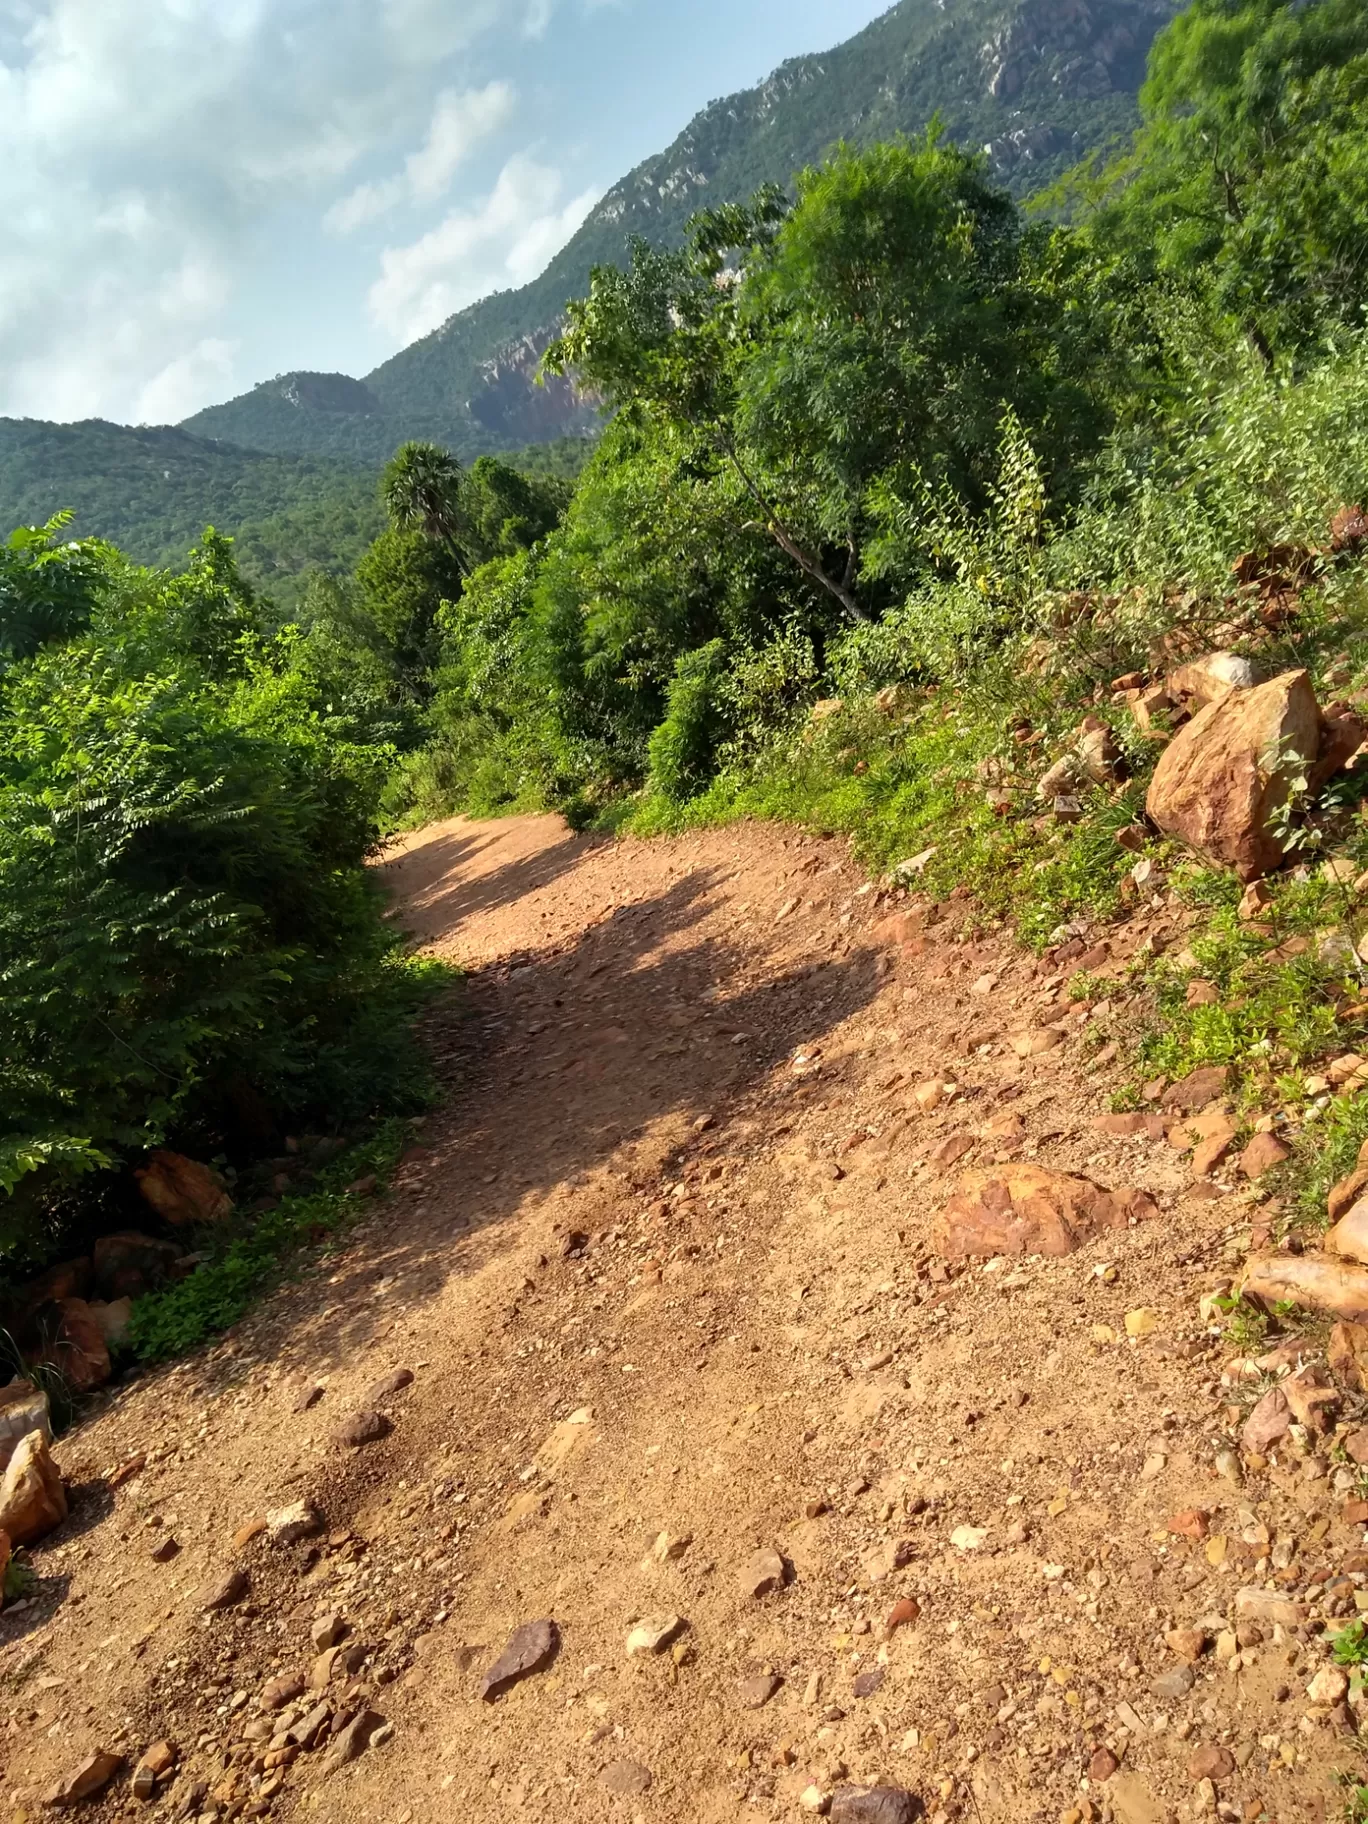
<box><xmin>0</xmin><ymin>0</ymin><xmax>890</xmax><ymax>426</ymax></box>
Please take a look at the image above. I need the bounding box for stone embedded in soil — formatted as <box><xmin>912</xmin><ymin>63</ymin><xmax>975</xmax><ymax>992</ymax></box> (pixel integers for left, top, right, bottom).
<box><xmin>1241</xmin><ymin>1251</ymin><xmax>1368</xmax><ymax>1320</ymax></box>
<box><xmin>363</xmin><ymin>1366</ymin><xmax>414</xmax><ymax>1404</ymax></box>
<box><xmin>829</xmin><ymin>1785</ymin><xmax>920</xmax><ymax>1824</ymax></box>
<box><xmin>1235</xmin><ymin>1587</ymin><xmax>1307</xmax><ymax>1627</ymax></box>
<box><xmin>1188</xmin><ymin>1745</ymin><xmax>1235</xmax><ymax>1782</ymax></box>
<box><xmin>45</xmin><ymin>1751</ymin><xmax>125</xmax><ymax>1807</ymax></box>
<box><xmin>644</xmin><ymin>1528</ymin><xmax>691</xmax><ymax>1566</ymax></box>
<box><xmin>884</xmin><ymin>1597</ymin><xmax>921</xmax><ymax>1637</ymax></box>
<box><xmin>851</xmin><ymin>1667</ymin><xmax>886</xmax><ymax>1698</ymax></box>
<box><xmin>333</xmin><ymin>1409</ymin><xmax>391</xmax><ymax>1448</ymax></box>
<box><xmin>740</xmin><ymin>1545</ymin><xmax>789</xmax><ymax>1598</ymax></box>
<box><xmin>1089</xmin><ymin>1747</ymin><xmax>1119</xmax><ymax>1782</ymax></box>
<box><xmin>320</xmin><ymin>1707</ymin><xmax>385</xmax><ymax>1772</ymax></box>
<box><xmin>1145</xmin><ymin>668</ymin><xmax>1321</xmax><ymax>880</ymax></box>
<box><xmin>479</xmin><ymin>1617</ymin><xmax>559</xmax><ymax>1701</ymax></box>
<box><xmin>265</xmin><ymin>1500</ymin><xmax>322</xmax><ymax>1545</ymax></box>
<box><xmin>625</xmin><ymin>1613</ymin><xmax>683</xmax><ymax>1656</ymax></box>
<box><xmin>1150</xmin><ymin>1665</ymin><xmax>1195</xmax><ymax>1701</ymax></box>
<box><xmin>260</xmin><ymin>1672</ymin><xmax>307</xmax><ymax>1710</ymax></box>
<box><xmin>1161</xmin><ymin>1066</ymin><xmax>1230</xmax><ymax>1112</ymax></box>
<box><xmin>200</xmin><ymin>1567</ymin><xmax>249</xmax><ymax>1611</ymax></box>
<box><xmin>292</xmin><ymin>1384</ymin><xmax>324</xmax><ymax>1413</ymax></box>
<box><xmin>1240</xmin><ymin>1132</ymin><xmax>1291</xmax><ymax>1178</ymax></box>
<box><xmin>150</xmin><ymin>1534</ymin><xmax>180</xmax><ymax>1562</ymax></box>
<box><xmin>1308</xmin><ymin>1666</ymin><xmax>1350</xmax><ymax>1705</ymax></box>
<box><xmin>1167</xmin><ymin>1509</ymin><xmax>1208</xmax><ymax>1540</ymax></box>
<box><xmin>1010</xmin><ymin>1028</ymin><xmax>1064</xmax><ymax>1057</ymax></box>
<box><xmin>1241</xmin><ymin>1386</ymin><xmax>1292</xmax><ymax>1456</ymax></box>
<box><xmin>1282</xmin><ymin>1363</ymin><xmax>1338</xmax><ymax>1430</ymax></box>
<box><xmin>738</xmin><ymin>1672</ymin><xmax>782</xmax><ymax>1708</ymax></box>
<box><xmin>0</xmin><ymin>1427</ymin><xmax>67</xmax><ymax>1546</ymax></box>
<box><xmin>130</xmin><ymin>1741</ymin><xmax>176</xmax><ymax>1801</ymax></box>
<box><xmin>934</xmin><ymin>1164</ymin><xmax>1156</xmax><ymax>1260</ymax></box>
<box><xmin>312</xmin><ymin>1611</ymin><xmax>346</xmax><ymax>1649</ymax></box>
<box><xmin>599</xmin><ymin>1760</ymin><xmax>652</xmax><ymax>1796</ymax></box>
<box><xmin>1165</xmin><ymin>1628</ymin><xmax>1208</xmax><ymax>1664</ymax></box>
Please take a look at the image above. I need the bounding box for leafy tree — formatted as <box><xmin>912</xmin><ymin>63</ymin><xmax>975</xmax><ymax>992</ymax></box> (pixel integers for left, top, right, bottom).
<box><xmin>0</xmin><ymin>515</ymin><xmax>107</xmax><ymax>662</ymax></box>
<box><xmin>353</xmin><ymin>526</ymin><xmax>463</xmax><ymax>706</ymax></box>
<box><xmin>1080</xmin><ymin>0</ymin><xmax>1368</xmax><ymax>362</ymax></box>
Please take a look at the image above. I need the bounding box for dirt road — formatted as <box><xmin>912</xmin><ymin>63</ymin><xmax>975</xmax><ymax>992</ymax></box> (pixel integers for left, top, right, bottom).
<box><xmin>2</xmin><ymin>814</ymin><xmax>1358</xmax><ymax>1824</ymax></box>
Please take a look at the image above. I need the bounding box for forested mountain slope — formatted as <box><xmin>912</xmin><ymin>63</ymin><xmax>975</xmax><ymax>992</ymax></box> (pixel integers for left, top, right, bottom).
<box><xmin>182</xmin><ymin>0</ymin><xmax>1180</xmax><ymax>464</ymax></box>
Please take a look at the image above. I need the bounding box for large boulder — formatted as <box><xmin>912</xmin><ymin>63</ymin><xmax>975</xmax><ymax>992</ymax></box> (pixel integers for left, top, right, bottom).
<box><xmin>934</xmin><ymin>1164</ymin><xmax>1156</xmax><ymax>1259</ymax></box>
<box><xmin>1145</xmin><ymin>669</ymin><xmax>1321</xmax><ymax>880</ymax></box>
<box><xmin>0</xmin><ymin>1378</ymin><xmax>51</xmax><ymax>1472</ymax></box>
<box><xmin>91</xmin><ymin>1231</ymin><xmax>182</xmax><ymax>1299</ymax></box>
<box><xmin>1325</xmin><ymin>1196</ymin><xmax>1368</xmax><ymax>1267</ymax></box>
<box><xmin>50</xmin><ymin>1299</ymin><xmax>111</xmax><ymax>1392</ymax></box>
<box><xmin>0</xmin><ymin>1428</ymin><xmax>67</xmax><ymax>1546</ymax></box>
<box><xmin>134</xmin><ymin>1151</ymin><xmax>233</xmax><ymax>1226</ymax></box>
<box><xmin>1241</xmin><ymin>1251</ymin><xmax>1368</xmax><ymax>1322</ymax></box>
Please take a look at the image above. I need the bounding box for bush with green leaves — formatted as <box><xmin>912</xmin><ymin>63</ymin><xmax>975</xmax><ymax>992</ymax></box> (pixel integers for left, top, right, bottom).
<box><xmin>0</xmin><ymin>534</ymin><xmax>426</xmax><ymax>1281</ymax></box>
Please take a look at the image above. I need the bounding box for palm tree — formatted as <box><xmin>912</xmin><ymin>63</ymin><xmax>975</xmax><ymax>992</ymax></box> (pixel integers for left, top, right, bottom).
<box><xmin>381</xmin><ymin>442</ymin><xmax>468</xmax><ymax>573</ymax></box>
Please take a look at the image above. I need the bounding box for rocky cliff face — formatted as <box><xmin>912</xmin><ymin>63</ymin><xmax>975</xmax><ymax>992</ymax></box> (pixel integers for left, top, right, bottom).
<box><xmin>467</xmin><ymin>330</ymin><xmax>601</xmax><ymax>444</ymax></box>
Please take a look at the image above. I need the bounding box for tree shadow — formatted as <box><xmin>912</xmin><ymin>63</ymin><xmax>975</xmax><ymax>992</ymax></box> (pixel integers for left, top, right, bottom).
<box><xmin>372</xmin><ymin>816</ymin><xmax>608</xmax><ymax>943</ymax></box>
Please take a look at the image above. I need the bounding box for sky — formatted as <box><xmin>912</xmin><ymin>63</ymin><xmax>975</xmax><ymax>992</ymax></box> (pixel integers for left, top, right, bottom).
<box><xmin>0</xmin><ymin>0</ymin><xmax>891</xmax><ymax>428</ymax></box>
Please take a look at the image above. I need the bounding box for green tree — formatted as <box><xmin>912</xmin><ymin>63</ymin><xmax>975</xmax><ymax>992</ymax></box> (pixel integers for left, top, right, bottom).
<box><xmin>0</xmin><ymin>515</ymin><xmax>107</xmax><ymax>663</ymax></box>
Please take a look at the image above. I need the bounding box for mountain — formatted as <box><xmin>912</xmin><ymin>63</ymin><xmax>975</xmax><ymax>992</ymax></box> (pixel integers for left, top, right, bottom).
<box><xmin>182</xmin><ymin>0</ymin><xmax>1181</xmax><ymax>465</ymax></box>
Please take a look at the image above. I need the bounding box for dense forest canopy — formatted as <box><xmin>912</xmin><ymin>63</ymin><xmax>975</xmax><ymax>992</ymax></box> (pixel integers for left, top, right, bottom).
<box><xmin>6</xmin><ymin>0</ymin><xmax>1368</xmax><ymax>1304</ymax></box>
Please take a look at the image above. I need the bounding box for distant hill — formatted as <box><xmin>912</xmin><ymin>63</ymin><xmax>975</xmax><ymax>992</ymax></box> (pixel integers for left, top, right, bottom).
<box><xmin>182</xmin><ymin>0</ymin><xmax>1181</xmax><ymax>464</ymax></box>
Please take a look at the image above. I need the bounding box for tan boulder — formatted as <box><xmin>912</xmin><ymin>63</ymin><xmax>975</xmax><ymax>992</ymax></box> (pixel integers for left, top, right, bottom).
<box><xmin>0</xmin><ymin>1377</ymin><xmax>51</xmax><ymax>1472</ymax></box>
<box><xmin>1166</xmin><ymin>651</ymin><xmax>1259</xmax><ymax>709</ymax></box>
<box><xmin>1241</xmin><ymin>1251</ymin><xmax>1368</xmax><ymax>1322</ymax></box>
<box><xmin>1145</xmin><ymin>669</ymin><xmax>1321</xmax><ymax>880</ymax></box>
<box><xmin>134</xmin><ymin>1151</ymin><xmax>232</xmax><ymax>1226</ymax></box>
<box><xmin>1326</xmin><ymin>1195</ymin><xmax>1368</xmax><ymax>1266</ymax></box>
<box><xmin>1329</xmin><ymin>1320</ymin><xmax>1368</xmax><ymax>1390</ymax></box>
<box><xmin>935</xmin><ymin>1164</ymin><xmax>1156</xmax><ymax>1260</ymax></box>
<box><xmin>0</xmin><ymin>1428</ymin><xmax>67</xmax><ymax>1546</ymax></box>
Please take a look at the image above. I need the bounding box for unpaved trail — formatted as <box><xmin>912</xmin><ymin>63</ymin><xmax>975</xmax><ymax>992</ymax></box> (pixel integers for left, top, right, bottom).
<box><xmin>2</xmin><ymin>814</ymin><xmax>1359</xmax><ymax>1824</ymax></box>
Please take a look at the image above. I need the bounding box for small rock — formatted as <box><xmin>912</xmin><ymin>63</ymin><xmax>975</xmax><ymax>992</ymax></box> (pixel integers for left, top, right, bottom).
<box><xmin>1165</xmin><ymin>1628</ymin><xmax>1208</xmax><ymax>1664</ymax></box>
<box><xmin>1242</xmin><ymin>1386</ymin><xmax>1292</xmax><ymax>1456</ymax></box>
<box><xmin>799</xmin><ymin>1785</ymin><xmax>831</xmax><ymax>1814</ymax></box>
<box><xmin>1308</xmin><ymin>1666</ymin><xmax>1350</xmax><ymax>1705</ymax></box>
<box><xmin>852</xmin><ymin>1667</ymin><xmax>885</xmax><ymax>1698</ymax></box>
<box><xmin>333</xmin><ymin>1410</ymin><xmax>390</xmax><ymax>1448</ymax></box>
<box><xmin>260</xmin><ymin>1673</ymin><xmax>306</xmax><ymax>1711</ymax></box>
<box><xmin>150</xmin><ymin>1535</ymin><xmax>180</xmax><ymax>1563</ymax></box>
<box><xmin>1187</xmin><ymin>1745</ymin><xmax>1234</xmax><ymax>1782</ymax></box>
<box><xmin>884</xmin><ymin>1597</ymin><xmax>921</xmax><ymax>1637</ymax></box>
<box><xmin>740</xmin><ymin>1545</ymin><xmax>789</xmax><ymax>1598</ymax></box>
<box><xmin>829</xmin><ymin>1785</ymin><xmax>919</xmax><ymax>1824</ymax></box>
<box><xmin>131</xmin><ymin>1742</ymin><xmax>176</xmax><ymax>1802</ymax></box>
<box><xmin>625</xmin><ymin>1613</ymin><xmax>683</xmax><ymax>1656</ymax></box>
<box><xmin>1162</xmin><ymin>1066</ymin><xmax>1230</xmax><ymax>1112</ymax></box>
<box><xmin>1167</xmin><ymin>1509</ymin><xmax>1209</xmax><ymax>1540</ymax></box>
<box><xmin>320</xmin><ymin>1707</ymin><xmax>385</xmax><ymax>1772</ymax></box>
<box><xmin>291</xmin><ymin>1384</ymin><xmax>324</xmax><ymax>1413</ymax></box>
<box><xmin>1088</xmin><ymin>1746</ymin><xmax>1119</xmax><ymax>1782</ymax></box>
<box><xmin>232</xmin><ymin>1516</ymin><xmax>267</xmax><ymax>1549</ymax></box>
<box><xmin>479</xmin><ymin>1617</ymin><xmax>558</xmax><ymax>1702</ymax></box>
<box><xmin>1240</xmin><ymin>1132</ymin><xmax>1291</xmax><ymax>1179</ymax></box>
<box><xmin>363</xmin><ymin>1367</ymin><xmax>414</xmax><ymax>1404</ymax></box>
<box><xmin>738</xmin><ymin>1672</ymin><xmax>781</xmax><ymax>1708</ymax></box>
<box><xmin>1234</xmin><ymin>1587</ymin><xmax>1308</xmax><ymax>1627</ymax></box>
<box><xmin>311</xmin><ymin>1612</ymin><xmax>346</xmax><ymax>1650</ymax></box>
<box><xmin>599</xmin><ymin>1760</ymin><xmax>652</xmax><ymax>1796</ymax></box>
<box><xmin>200</xmin><ymin>1568</ymin><xmax>249</xmax><ymax>1611</ymax></box>
<box><xmin>265</xmin><ymin>1500</ymin><xmax>322</xmax><ymax>1545</ymax></box>
<box><xmin>644</xmin><ymin>1529</ymin><xmax>691</xmax><ymax>1565</ymax></box>
<box><xmin>1150</xmin><ymin>1665</ymin><xmax>1195</xmax><ymax>1701</ymax></box>
<box><xmin>45</xmin><ymin>1752</ymin><xmax>125</xmax><ymax>1807</ymax></box>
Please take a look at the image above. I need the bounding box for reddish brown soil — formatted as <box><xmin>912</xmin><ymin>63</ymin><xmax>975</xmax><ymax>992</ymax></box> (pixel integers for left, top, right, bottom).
<box><xmin>2</xmin><ymin>814</ymin><xmax>1360</xmax><ymax>1824</ymax></box>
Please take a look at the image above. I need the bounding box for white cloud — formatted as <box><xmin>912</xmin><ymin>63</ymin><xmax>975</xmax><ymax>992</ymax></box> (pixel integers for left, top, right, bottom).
<box><xmin>0</xmin><ymin>0</ymin><xmax>564</xmax><ymax>423</ymax></box>
<box><xmin>366</xmin><ymin>153</ymin><xmax>600</xmax><ymax>343</ymax></box>
<box><xmin>135</xmin><ymin>340</ymin><xmax>240</xmax><ymax>425</ymax></box>
<box><xmin>326</xmin><ymin>81</ymin><xmax>516</xmax><ymax>234</ymax></box>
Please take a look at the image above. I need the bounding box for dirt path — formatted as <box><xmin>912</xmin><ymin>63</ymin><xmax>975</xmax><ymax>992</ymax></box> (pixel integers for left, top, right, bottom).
<box><xmin>2</xmin><ymin>814</ymin><xmax>1360</xmax><ymax>1824</ymax></box>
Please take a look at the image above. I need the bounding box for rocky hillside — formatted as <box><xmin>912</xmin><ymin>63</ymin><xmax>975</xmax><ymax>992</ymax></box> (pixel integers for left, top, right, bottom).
<box><xmin>181</xmin><ymin>0</ymin><xmax>1180</xmax><ymax>465</ymax></box>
